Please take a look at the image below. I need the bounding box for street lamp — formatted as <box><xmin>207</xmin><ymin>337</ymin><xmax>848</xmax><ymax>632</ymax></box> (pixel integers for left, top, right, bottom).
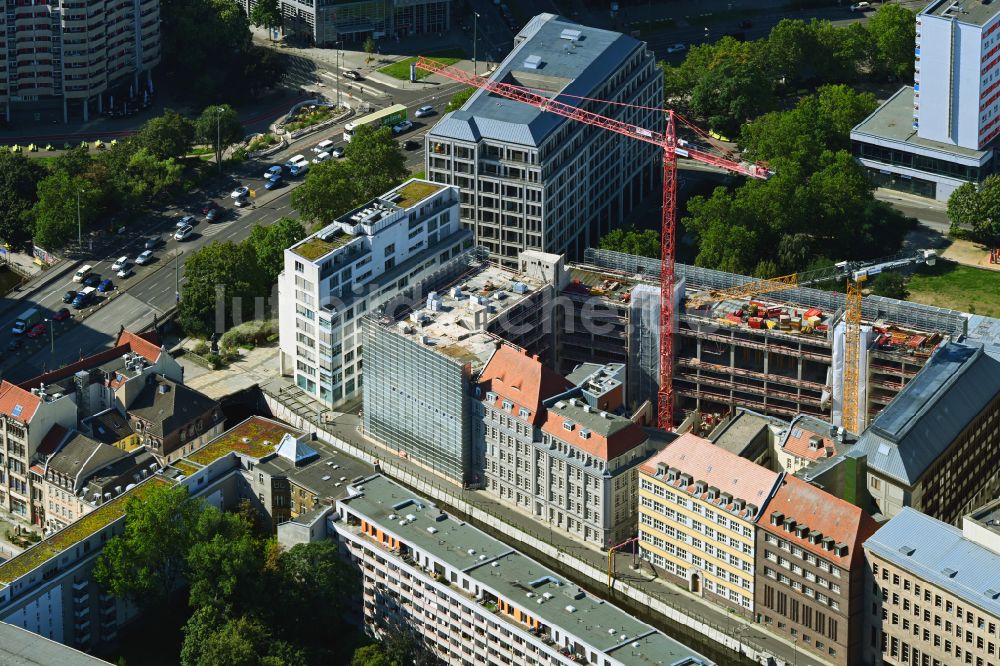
<box><xmin>336</xmin><ymin>41</ymin><xmax>343</xmax><ymax>108</ymax></box>
<box><xmin>473</xmin><ymin>12</ymin><xmax>481</xmax><ymax>76</ymax></box>
<box><xmin>175</xmin><ymin>249</ymin><xmax>183</xmax><ymax>303</ymax></box>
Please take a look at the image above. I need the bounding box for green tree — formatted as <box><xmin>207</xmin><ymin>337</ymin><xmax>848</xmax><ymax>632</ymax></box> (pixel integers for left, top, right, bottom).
<box><xmin>52</xmin><ymin>144</ymin><xmax>93</xmax><ymax>178</ymax></box>
<box><xmin>348</xmin><ymin>125</ymin><xmax>409</xmax><ymax>202</ymax></box>
<box><xmin>0</xmin><ymin>152</ymin><xmax>45</xmax><ymax>249</ymax></box>
<box><xmin>351</xmin><ymin>644</ymin><xmax>392</xmax><ymax>666</ymax></box>
<box><xmin>178</xmin><ymin>240</ymin><xmax>268</xmax><ymax>337</ymax></box>
<box><xmin>246</xmin><ymin>217</ymin><xmax>307</xmax><ymax>285</ymax></box>
<box><xmin>689</xmin><ymin>51</ymin><xmax>773</xmax><ymax>136</ymax></box>
<box><xmin>241</xmin><ymin>46</ymin><xmax>286</xmax><ymax>97</ymax></box>
<box><xmin>30</xmin><ymin>172</ymin><xmax>100</xmax><ymax>250</ymax></box>
<box><xmin>871</xmin><ymin>271</ymin><xmax>908</xmax><ymax>299</ymax></box>
<box><xmin>866</xmin><ymin>4</ymin><xmax>917</xmax><ymax>80</ymax></box>
<box><xmin>445</xmin><ymin>87</ymin><xmax>475</xmax><ymax>112</ymax></box>
<box><xmin>290</xmin><ymin>159</ymin><xmax>357</xmax><ymax>224</ymax></box>
<box><xmin>599</xmin><ymin>225</ymin><xmax>660</xmax><ymax>258</ymax></box>
<box><xmin>181</xmin><ymin>608</ymin><xmax>306</xmax><ymax>666</ymax></box>
<box><xmin>93</xmin><ymin>484</ymin><xmax>205</xmax><ymax>608</ymax></box>
<box><xmin>137</xmin><ymin>109</ymin><xmax>196</xmax><ymax>160</ymax></box>
<box><xmin>273</xmin><ymin>541</ymin><xmax>350</xmax><ymax>649</ymax></box>
<box><xmin>363</xmin><ymin>36</ymin><xmax>377</xmax><ymax>63</ymax></box>
<box><xmin>249</xmin><ymin>0</ymin><xmax>282</xmax><ymax>39</ymax></box>
<box><xmin>195</xmin><ymin>105</ymin><xmax>245</xmax><ymax>169</ymax></box>
<box><xmin>186</xmin><ymin>508</ymin><xmax>265</xmax><ymax>614</ymax></box>
<box><xmin>947</xmin><ymin>176</ymin><xmax>1000</xmax><ymax>244</ymax></box>
<box><xmin>947</xmin><ymin>182</ymin><xmax>984</xmax><ymax>237</ymax></box>
<box><xmin>765</xmin><ymin>19</ymin><xmax>817</xmax><ymax>85</ymax></box>
<box><xmin>125</xmin><ymin>147</ymin><xmax>185</xmax><ymax>200</ymax></box>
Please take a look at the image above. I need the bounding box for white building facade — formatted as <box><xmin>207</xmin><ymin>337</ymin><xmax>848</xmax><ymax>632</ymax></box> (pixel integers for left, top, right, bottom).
<box><xmin>278</xmin><ymin>180</ymin><xmax>472</xmax><ymax>407</ymax></box>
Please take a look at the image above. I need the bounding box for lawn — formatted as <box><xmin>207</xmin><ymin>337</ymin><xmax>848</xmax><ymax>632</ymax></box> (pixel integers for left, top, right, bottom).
<box><xmin>378</xmin><ymin>48</ymin><xmax>466</xmax><ymax>81</ymax></box>
<box><xmin>905</xmin><ymin>260</ymin><xmax>1000</xmax><ymax>317</ymax></box>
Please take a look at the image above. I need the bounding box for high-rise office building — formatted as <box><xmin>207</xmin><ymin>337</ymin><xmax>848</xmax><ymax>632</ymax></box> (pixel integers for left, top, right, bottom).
<box><xmin>425</xmin><ymin>13</ymin><xmax>663</xmax><ymax>267</ymax></box>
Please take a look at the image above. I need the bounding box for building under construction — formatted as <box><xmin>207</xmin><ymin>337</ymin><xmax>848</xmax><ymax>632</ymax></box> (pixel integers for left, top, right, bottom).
<box><xmin>570</xmin><ymin>249</ymin><xmax>971</xmax><ymax>431</ymax></box>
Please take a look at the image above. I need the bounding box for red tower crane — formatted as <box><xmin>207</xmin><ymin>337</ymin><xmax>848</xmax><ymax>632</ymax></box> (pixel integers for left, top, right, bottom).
<box><xmin>416</xmin><ymin>57</ymin><xmax>772</xmax><ymax>429</ymax></box>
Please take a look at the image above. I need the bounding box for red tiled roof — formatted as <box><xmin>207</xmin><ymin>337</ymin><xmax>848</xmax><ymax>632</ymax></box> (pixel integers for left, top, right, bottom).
<box><xmin>0</xmin><ymin>381</ymin><xmax>41</xmax><ymax>424</ymax></box>
<box><xmin>539</xmin><ymin>409</ymin><xmax>647</xmax><ymax>461</ymax></box>
<box><xmin>641</xmin><ymin>433</ymin><xmax>781</xmax><ymax>517</ymax></box>
<box><xmin>36</xmin><ymin>423</ymin><xmax>70</xmax><ymax>458</ymax></box>
<box><xmin>18</xmin><ymin>329</ymin><xmax>162</xmax><ymax>390</ymax></box>
<box><xmin>758</xmin><ymin>475</ymin><xmax>880</xmax><ymax>568</ymax></box>
<box><xmin>476</xmin><ymin>345</ymin><xmax>572</xmax><ymax>425</ymax></box>
<box><xmin>783</xmin><ymin>428</ymin><xmax>837</xmax><ymax>461</ymax></box>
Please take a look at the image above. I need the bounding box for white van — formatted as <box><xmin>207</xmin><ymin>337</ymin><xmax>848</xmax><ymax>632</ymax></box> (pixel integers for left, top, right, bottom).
<box><xmin>312</xmin><ymin>151</ymin><xmax>331</xmax><ymax>164</ymax></box>
<box><xmin>313</xmin><ymin>139</ymin><xmax>335</xmax><ymax>153</ymax></box>
<box><xmin>285</xmin><ymin>154</ymin><xmax>306</xmax><ymax>168</ymax></box>
<box><xmin>73</xmin><ymin>265</ymin><xmax>94</xmax><ymax>283</ymax></box>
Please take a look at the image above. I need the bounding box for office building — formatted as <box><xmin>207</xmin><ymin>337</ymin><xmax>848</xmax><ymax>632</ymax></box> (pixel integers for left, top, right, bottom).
<box><xmin>362</xmin><ymin>250</ymin><xmax>563</xmax><ymax>487</ymax></box>
<box><xmin>279</xmin><ymin>179</ymin><xmax>472</xmax><ymax>408</ymax></box>
<box><xmin>239</xmin><ymin>0</ymin><xmax>450</xmax><ymax>48</ymax></box>
<box><xmin>756</xmin><ymin>475</ymin><xmax>880</xmax><ymax>666</ymax></box>
<box><xmin>0</xmin><ymin>0</ymin><xmax>160</xmax><ymax>122</ymax></box>
<box><xmin>851</xmin><ymin>0</ymin><xmax>1000</xmax><ymax>200</ymax></box>
<box><xmin>476</xmin><ymin>345</ymin><xmax>661</xmax><ymax>548</ymax></box>
<box><xmin>853</xmin><ymin>342</ymin><xmax>1000</xmax><ymax>525</ymax></box>
<box><xmin>637</xmin><ymin>433</ymin><xmax>781</xmax><ymax>617</ymax></box>
<box><xmin>425</xmin><ymin>14</ymin><xmax>663</xmax><ymax>267</ymax></box>
<box><xmin>864</xmin><ymin>502</ymin><xmax>1000</xmax><ymax>666</ymax></box>
<box><xmin>331</xmin><ymin>473</ymin><xmax>715</xmax><ymax>666</ymax></box>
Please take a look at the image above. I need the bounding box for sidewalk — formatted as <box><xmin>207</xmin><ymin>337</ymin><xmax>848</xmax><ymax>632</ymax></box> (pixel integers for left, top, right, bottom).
<box><xmin>257</xmin><ymin>374</ymin><xmax>828</xmax><ymax>666</ymax></box>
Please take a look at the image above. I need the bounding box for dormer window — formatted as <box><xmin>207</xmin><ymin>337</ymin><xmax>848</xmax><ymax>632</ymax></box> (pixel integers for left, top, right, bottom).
<box><xmin>580</xmin><ymin>429</ymin><xmax>591</xmax><ymax>439</ymax></box>
<box><xmin>502</xmin><ymin>400</ymin><xmax>513</xmax><ymax>410</ymax></box>
<box><xmin>563</xmin><ymin>421</ymin><xmax>574</xmax><ymax>431</ymax></box>
<box><xmin>486</xmin><ymin>392</ymin><xmax>497</xmax><ymax>404</ymax></box>
<box><xmin>519</xmin><ymin>408</ymin><xmax>530</xmax><ymax>418</ymax></box>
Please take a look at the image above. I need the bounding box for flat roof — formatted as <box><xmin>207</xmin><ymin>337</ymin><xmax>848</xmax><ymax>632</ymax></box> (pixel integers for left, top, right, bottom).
<box><xmin>709</xmin><ymin>409</ymin><xmax>779</xmax><ymax>456</ymax></box>
<box><xmin>852</xmin><ymin>86</ymin><xmax>989</xmax><ymax>160</ymax></box>
<box><xmin>922</xmin><ymin>0</ymin><xmax>1000</xmax><ymax>27</ymax></box>
<box><xmin>968</xmin><ymin>497</ymin><xmax>1000</xmax><ymax>536</ymax></box>
<box><xmin>341</xmin><ymin>475</ymin><xmax>711</xmax><ymax>666</ymax></box>
<box><xmin>370</xmin><ymin>259</ymin><xmax>549</xmax><ymax>372</ymax></box>
<box><xmin>185</xmin><ymin>416</ymin><xmax>302</xmax><ymax>466</ymax></box>
<box><xmin>0</xmin><ymin>622</ymin><xmax>113</xmax><ymax>664</ymax></box>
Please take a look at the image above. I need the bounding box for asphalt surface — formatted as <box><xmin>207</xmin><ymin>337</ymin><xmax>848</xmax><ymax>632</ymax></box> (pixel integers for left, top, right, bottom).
<box><xmin>1</xmin><ymin>79</ymin><xmax>463</xmax><ymax>383</ymax></box>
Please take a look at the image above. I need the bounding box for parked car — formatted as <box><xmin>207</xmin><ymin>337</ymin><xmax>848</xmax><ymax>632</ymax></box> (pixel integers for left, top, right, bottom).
<box><xmin>73</xmin><ymin>264</ymin><xmax>93</xmax><ymax>283</ymax></box>
<box><xmin>82</xmin><ymin>274</ymin><xmax>101</xmax><ymax>288</ymax></box>
<box><xmin>415</xmin><ymin>105</ymin><xmax>435</xmax><ymax>118</ymax></box>
<box><xmin>264</xmin><ymin>165</ymin><xmax>283</xmax><ymax>179</ymax></box>
<box><xmin>231</xmin><ymin>186</ymin><xmax>250</xmax><ymax>200</ymax></box>
<box><xmin>392</xmin><ymin>120</ymin><xmax>414</xmax><ymax>135</ymax></box>
<box><xmin>27</xmin><ymin>323</ymin><xmax>47</xmax><ymax>339</ymax></box>
<box><xmin>53</xmin><ymin>308</ymin><xmax>71</xmax><ymax>322</ymax></box>
<box><xmin>201</xmin><ymin>203</ymin><xmax>217</xmax><ymax>215</ymax></box>
<box><xmin>850</xmin><ymin>1</ymin><xmax>872</xmax><ymax>10</ymax></box>
<box><xmin>175</xmin><ymin>214</ymin><xmax>196</xmax><ymax>229</ymax></box>
<box><xmin>136</xmin><ymin>250</ymin><xmax>154</xmax><ymax>265</ymax></box>
<box><xmin>112</xmin><ymin>256</ymin><xmax>129</xmax><ymax>271</ymax></box>
<box><xmin>63</xmin><ymin>290</ymin><xmax>77</xmax><ymax>304</ymax></box>
<box><xmin>331</xmin><ymin>146</ymin><xmax>345</xmax><ymax>158</ymax></box>
<box><xmin>313</xmin><ymin>140</ymin><xmax>335</xmax><ymax>154</ymax></box>
<box><xmin>264</xmin><ymin>175</ymin><xmax>283</xmax><ymax>190</ymax></box>
<box><xmin>97</xmin><ymin>278</ymin><xmax>114</xmax><ymax>293</ymax></box>
<box><xmin>174</xmin><ymin>225</ymin><xmax>194</xmax><ymax>241</ymax></box>
<box><xmin>666</xmin><ymin>43</ymin><xmax>686</xmax><ymax>53</ymax></box>
<box><xmin>343</xmin><ymin>70</ymin><xmax>363</xmax><ymax>81</ymax></box>
<box><xmin>401</xmin><ymin>139</ymin><xmax>421</xmax><ymax>151</ymax></box>
<box><xmin>117</xmin><ymin>266</ymin><xmax>134</xmax><ymax>279</ymax></box>
<box><xmin>206</xmin><ymin>206</ymin><xmax>223</xmax><ymax>222</ymax></box>
<box><xmin>312</xmin><ymin>152</ymin><xmax>331</xmax><ymax>164</ymax></box>
<box><xmin>145</xmin><ymin>236</ymin><xmax>160</xmax><ymax>250</ymax></box>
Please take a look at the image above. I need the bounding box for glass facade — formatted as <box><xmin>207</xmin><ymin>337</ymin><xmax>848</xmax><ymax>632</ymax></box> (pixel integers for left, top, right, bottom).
<box><xmin>851</xmin><ymin>140</ymin><xmax>992</xmax><ymax>182</ymax></box>
<box><xmin>862</xmin><ymin>168</ymin><xmax>937</xmax><ymax>199</ymax></box>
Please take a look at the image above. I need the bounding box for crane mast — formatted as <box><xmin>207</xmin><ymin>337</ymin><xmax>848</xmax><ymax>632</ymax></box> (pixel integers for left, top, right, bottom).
<box><xmin>416</xmin><ymin>57</ymin><xmax>771</xmax><ymax>428</ymax></box>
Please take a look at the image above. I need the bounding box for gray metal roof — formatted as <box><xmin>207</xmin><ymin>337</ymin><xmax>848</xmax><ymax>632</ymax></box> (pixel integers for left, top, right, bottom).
<box><xmin>855</xmin><ymin>342</ymin><xmax>1000</xmax><ymax>485</ymax></box>
<box><xmin>965</xmin><ymin>313</ymin><xmax>1000</xmax><ymax>347</ymax></box>
<box><xmin>864</xmin><ymin>507</ymin><xmax>1000</xmax><ymax>617</ymax></box>
<box><xmin>0</xmin><ymin>621</ymin><xmax>112</xmax><ymax>665</ymax></box>
<box><xmin>428</xmin><ymin>13</ymin><xmax>644</xmax><ymax>148</ymax></box>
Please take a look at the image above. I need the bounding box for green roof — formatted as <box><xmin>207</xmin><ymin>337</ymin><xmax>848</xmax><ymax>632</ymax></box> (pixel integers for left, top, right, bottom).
<box><xmin>172</xmin><ymin>460</ymin><xmax>202</xmax><ymax>477</ymax></box>
<box><xmin>0</xmin><ymin>477</ymin><xmax>172</xmax><ymax>585</ymax></box>
<box><xmin>186</xmin><ymin>416</ymin><xmax>300</xmax><ymax>466</ymax></box>
<box><xmin>392</xmin><ymin>180</ymin><xmax>443</xmax><ymax>209</ymax></box>
<box><xmin>292</xmin><ymin>231</ymin><xmax>352</xmax><ymax>261</ymax></box>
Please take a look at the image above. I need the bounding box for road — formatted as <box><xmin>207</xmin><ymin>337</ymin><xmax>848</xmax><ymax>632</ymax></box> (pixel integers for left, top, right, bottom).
<box><xmin>1</xmin><ymin>78</ymin><xmax>463</xmax><ymax>383</ymax></box>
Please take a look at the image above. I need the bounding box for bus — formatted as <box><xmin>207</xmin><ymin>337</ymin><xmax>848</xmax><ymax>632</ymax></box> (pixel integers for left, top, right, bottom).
<box><xmin>344</xmin><ymin>104</ymin><xmax>408</xmax><ymax>142</ymax></box>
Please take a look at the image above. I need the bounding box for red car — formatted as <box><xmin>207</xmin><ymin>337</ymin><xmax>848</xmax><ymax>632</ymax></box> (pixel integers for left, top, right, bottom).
<box><xmin>53</xmin><ymin>308</ymin><xmax>71</xmax><ymax>322</ymax></box>
<box><xmin>26</xmin><ymin>323</ymin><xmax>47</xmax><ymax>338</ymax></box>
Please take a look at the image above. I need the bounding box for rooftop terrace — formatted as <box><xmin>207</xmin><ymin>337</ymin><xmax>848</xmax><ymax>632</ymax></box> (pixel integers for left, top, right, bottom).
<box><xmin>185</xmin><ymin>416</ymin><xmax>301</xmax><ymax>466</ymax></box>
<box><xmin>0</xmin><ymin>477</ymin><xmax>172</xmax><ymax>585</ymax></box>
<box><xmin>291</xmin><ymin>230</ymin><xmax>353</xmax><ymax>261</ymax></box>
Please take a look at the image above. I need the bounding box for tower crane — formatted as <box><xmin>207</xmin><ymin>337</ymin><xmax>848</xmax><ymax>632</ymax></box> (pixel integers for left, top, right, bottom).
<box><xmin>415</xmin><ymin>57</ymin><xmax>772</xmax><ymax>429</ymax></box>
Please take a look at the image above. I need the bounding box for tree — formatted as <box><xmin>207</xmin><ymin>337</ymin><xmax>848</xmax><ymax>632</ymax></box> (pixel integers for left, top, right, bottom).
<box><xmin>247</xmin><ymin>217</ymin><xmax>307</xmax><ymax>285</ymax></box>
<box><xmin>273</xmin><ymin>541</ymin><xmax>350</xmax><ymax>647</ymax></box>
<box><xmin>185</xmin><ymin>508</ymin><xmax>265</xmax><ymax>614</ymax></box>
<box><xmin>52</xmin><ymin>144</ymin><xmax>93</xmax><ymax>178</ymax></box>
<box><xmin>445</xmin><ymin>87</ymin><xmax>475</xmax><ymax>112</ymax></box>
<box><xmin>765</xmin><ymin>19</ymin><xmax>817</xmax><ymax>85</ymax></box>
<box><xmin>137</xmin><ymin>109</ymin><xmax>196</xmax><ymax>160</ymax></box>
<box><xmin>866</xmin><ymin>4</ymin><xmax>917</xmax><ymax>80</ymax></box>
<box><xmin>178</xmin><ymin>240</ymin><xmax>268</xmax><ymax>337</ymax></box>
<box><xmin>195</xmin><ymin>105</ymin><xmax>244</xmax><ymax>169</ymax></box>
<box><xmin>241</xmin><ymin>46</ymin><xmax>286</xmax><ymax>97</ymax></box>
<box><xmin>871</xmin><ymin>271</ymin><xmax>907</xmax><ymax>299</ymax></box>
<box><xmin>290</xmin><ymin>159</ymin><xmax>357</xmax><ymax>224</ymax></box>
<box><xmin>181</xmin><ymin>608</ymin><xmax>306</xmax><ymax>666</ymax></box>
<box><xmin>947</xmin><ymin>176</ymin><xmax>1000</xmax><ymax>245</ymax></box>
<box><xmin>249</xmin><ymin>0</ymin><xmax>282</xmax><ymax>39</ymax></box>
<box><xmin>125</xmin><ymin>148</ymin><xmax>184</xmax><ymax>200</ymax></box>
<box><xmin>351</xmin><ymin>644</ymin><xmax>392</xmax><ymax>666</ymax></box>
<box><xmin>689</xmin><ymin>50</ymin><xmax>774</xmax><ymax>136</ymax></box>
<box><xmin>30</xmin><ymin>172</ymin><xmax>101</xmax><ymax>250</ymax></box>
<box><xmin>599</xmin><ymin>225</ymin><xmax>660</xmax><ymax>258</ymax></box>
<box><xmin>0</xmin><ymin>152</ymin><xmax>45</xmax><ymax>249</ymax></box>
<box><xmin>363</xmin><ymin>36</ymin><xmax>376</xmax><ymax>63</ymax></box>
<box><xmin>93</xmin><ymin>484</ymin><xmax>205</xmax><ymax>608</ymax></box>
<box><xmin>348</xmin><ymin>125</ymin><xmax>409</xmax><ymax>202</ymax></box>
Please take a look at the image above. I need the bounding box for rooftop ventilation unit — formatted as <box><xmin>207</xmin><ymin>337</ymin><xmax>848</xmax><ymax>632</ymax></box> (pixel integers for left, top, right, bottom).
<box><xmin>559</xmin><ymin>28</ymin><xmax>582</xmax><ymax>40</ymax></box>
<box><xmin>523</xmin><ymin>55</ymin><xmax>542</xmax><ymax>69</ymax></box>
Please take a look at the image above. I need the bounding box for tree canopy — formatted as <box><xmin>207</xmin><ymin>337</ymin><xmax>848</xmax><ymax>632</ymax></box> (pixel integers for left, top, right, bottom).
<box><xmin>137</xmin><ymin>109</ymin><xmax>196</xmax><ymax>160</ymax></box>
<box><xmin>247</xmin><ymin>217</ymin><xmax>307</xmax><ymax>285</ymax></box>
<box><xmin>947</xmin><ymin>177</ymin><xmax>1000</xmax><ymax>245</ymax></box>
<box><xmin>195</xmin><ymin>105</ymin><xmax>245</xmax><ymax>168</ymax></box>
<box><xmin>178</xmin><ymin>240</ymin><xmax>269</xmax><ymax>337</ymax></box>
<box><xmin>249</xmin><ymin>0</ymin><xmax>283</xmax><ymax>36</ymax></box>
<box><xmin>599</xmin><ymin>226</ymin><xmax>660</xmax><ymax>258</ymax></box>
<box><xmin>445</xmin><ymin>87</ymin><xmax>475</xmax><ymax>112</ymax></box>
<box><xmin>30</xmin><ymin>172</ymin><xmax>101</xmax><ymax>251</ymax></box>
<box><xmin>0</xmin><ymin>152</ymin><xmax>45</xmax><ymax>249</ymax></box>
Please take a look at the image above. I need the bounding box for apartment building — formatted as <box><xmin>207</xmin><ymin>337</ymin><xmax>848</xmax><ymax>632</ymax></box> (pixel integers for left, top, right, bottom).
<box><xmin>0</xmin><ymin>0</ymin><xmax>160</xmax><ymax>122</ymax></box>
<box><xmin>864</xmin><ymin>502</ymin><xmax>1000</xmax><ymax>666</ymax></box>
<box><xmin>331</xmin><ymin>474</ymin><xmax>714</xmax><ymax>666</ymax></box>
<box><xmin>755</xmin><ymin>475</ymin><xmax>880</xmax><ymax>666</ymax></box>
<box><xmin>853</xmin><ymin>342</ymin><xmax>1000</xmax><ymax>525</ymax></box>
<box><xmin>124</xmin><ymin>375</ymin><xmax>223</xmax><ymax>465</ymax></box>
<box><xmin>425</xmin><ymin>14</ymin><xmax>663</xmax><ymax>268</ymax></box>
<box><xmin>362</xmin><ymin>250</ymin><xmax>563</xmax><ymax>487</ymax></box>
<box><xmin>238</xmin><ymin>0</ymin><xmax>450</xmax><ymax>47</ymax></box>
<box><xmin>637</xmin><ymin>433</ymin><xmax>781</xmax><ymax>617</ymax></box>
<box><xmin>279</xmin><ymin>179</ymin><xmax>472</xmax><ymax>408</ymax></box>
<box><xmin>475</xmin><ymin>345</ymin><xmax>660</xmax><ymax>548</ymax></box>
<box><xmin>774</xmin><ymin>414</ymin><xmax>848</xmax><ymax>475</ymax></box>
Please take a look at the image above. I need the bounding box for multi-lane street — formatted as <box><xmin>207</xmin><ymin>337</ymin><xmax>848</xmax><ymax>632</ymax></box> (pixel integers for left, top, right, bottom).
<box><xmin>1</xmin><ymin>79</ymin><xmax>464</xmax><ymax>383</ymax></box>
